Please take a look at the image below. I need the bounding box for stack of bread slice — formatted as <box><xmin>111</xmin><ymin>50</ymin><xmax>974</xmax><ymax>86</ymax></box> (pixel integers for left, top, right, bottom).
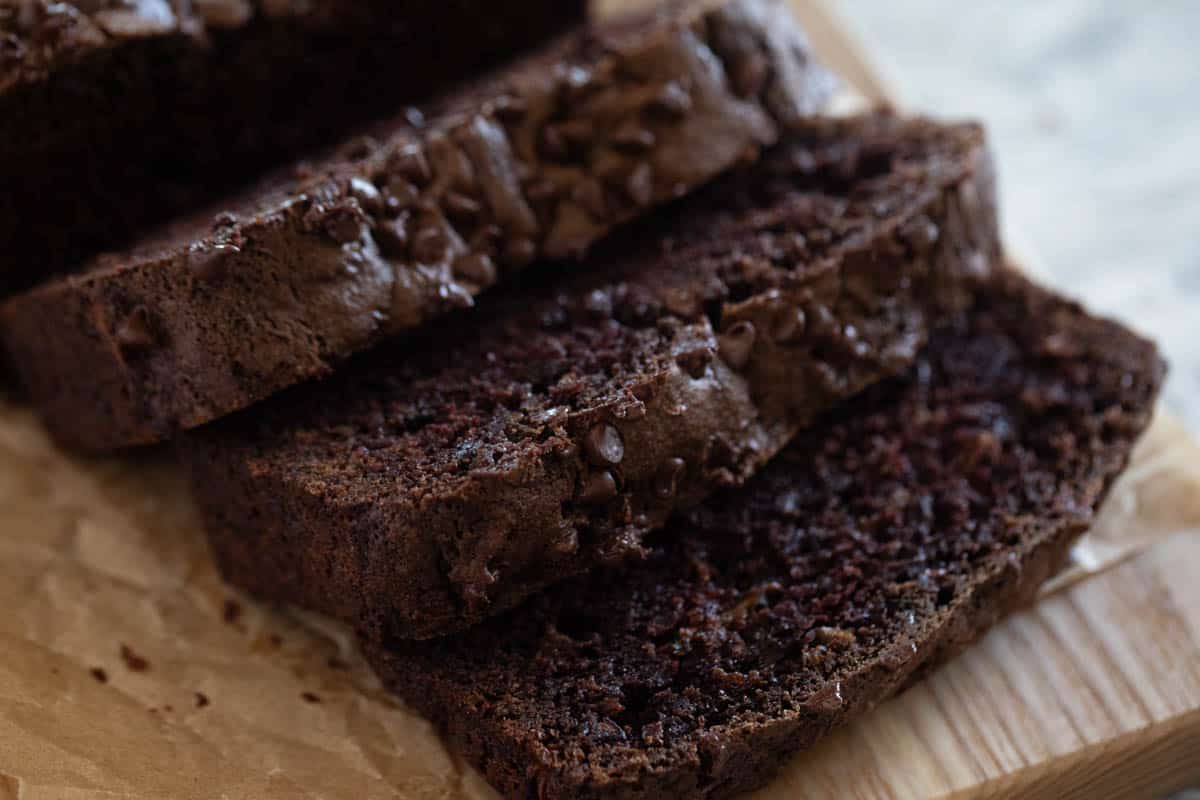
<box><xmin>0</xmin><ymin>2</ymin><xmax>1164</xmax><ymax>798</ymax></box>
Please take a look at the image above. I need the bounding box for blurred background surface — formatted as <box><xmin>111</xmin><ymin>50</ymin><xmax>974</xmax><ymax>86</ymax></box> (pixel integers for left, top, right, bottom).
<box><xmin>838</xmin><ymin>0</ymin><xmax>1200</xmax><ymax>431</ymax></box>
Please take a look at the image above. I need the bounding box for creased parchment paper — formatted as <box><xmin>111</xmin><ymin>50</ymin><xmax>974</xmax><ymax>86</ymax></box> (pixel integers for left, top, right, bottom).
<box><xmin>0</xmin><ymin>394</ymin><xmax>1198</xmax><ymax>799</ymax></box>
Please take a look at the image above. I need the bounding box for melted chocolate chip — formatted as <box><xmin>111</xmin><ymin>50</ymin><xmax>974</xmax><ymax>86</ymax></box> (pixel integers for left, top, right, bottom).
<box><xmin>902</xmin><ymin>215</ymin><xmax>941</xmax><ymax>255</ymax></box>
<box><xmin>612</xmin><ymin>121</ymin><xmax>656</xmax><ymax>152</ymax></box>
<box><xmin>539</xmin><ymin>126</ymin><xmax>570</xmax><ymax>162</ymax></box>
<box><xmin>648</xmin><ymin>81</ymin><xmax>693</xmax><ymax>118</ymax></box>
<box><xmin>391</xmin><ymin>145</ymin><xmax>431</xmax><ymax>186</ymax></box>
<box><xmin>492</xmin><ymin>95</ymin><xmax>529</xmax><ymax>122</ymax></box>
<box><xmin>772</xmin><ymin>307</ymin><xmax>807</xmax><ymax>343</ymax></box>
<box><xmin>375</xmin><ymin>215</ymin><xmax>410</xmax><ymax>258</ymax></box>
<box><xmin>583</xmin><ymin>423</ymin><xmax>624</xmax><ymax>467</ymax></box>
<box><xmin>443</xmin><ymin>192</ymin><xmax>482</xmax><ymax>222</ymax></box>
<box><xmin>348</xmin><ymin>177</ymin><xmax>384</xmax><ymax>215</ymax></box>
<box><xmin>578</xmin><ymin>470</ymin><xmax>619</xmax><ymax>506</ymax></box>
<box><xmin>411</xmin><ymin>222</ymin><xmax>448</xmax><ymax>263</ymax></box>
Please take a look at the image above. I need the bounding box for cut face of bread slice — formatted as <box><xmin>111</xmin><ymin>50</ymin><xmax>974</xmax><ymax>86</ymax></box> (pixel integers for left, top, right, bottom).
<box><xmin>1</xmin><ymin>0</ymin><xmax>836</xmax><ymax>451</ymax></box>
<box><xmin>364</xmin><ymin>271</ymin><xmax>1165</xmax><ymax>800</ymax></box>
<box><xmin>0</xmin><ymin>0</ymin><xmax>587</xmax><ymax>291</ymax></box>
<box><xmin>182</xmin><ymin>113</ymin><xmax>1002</xmax><ymax>641</ymax></box>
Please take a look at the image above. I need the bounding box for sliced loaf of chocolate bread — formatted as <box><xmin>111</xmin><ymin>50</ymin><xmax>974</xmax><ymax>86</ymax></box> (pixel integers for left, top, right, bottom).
<box><xmin>0</xmin><ymin>0</ymin><xmax>587</xmax><ymax>291</ymax></box>
<box><xmin>364</xmin><ymin>270</ymin><xmax>1165</xmax><ymax>800</ymax></box>
<box><xmin>1</xmin><ymin>0</ymin><xmax>835</xmax><ymax>451</ymax></box>
<box><xmin>182</xmin><ymin>112</ymin><xmax>1001</xmax><ymax>641</ymax></box>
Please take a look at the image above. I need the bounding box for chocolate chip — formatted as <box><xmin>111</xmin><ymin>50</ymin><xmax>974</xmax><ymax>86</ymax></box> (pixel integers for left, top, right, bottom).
<box><xmin>90</xmin><ymin>667</ymin><xmax>108</xmax><ymax>684</ymax></box>
<box><xmin>654</xmin><ymin>457</ymin><xmax>686</xmax><ymax>499</ymax></box>
<box><xmin>374</xmin><ymin>215</ymin><xmax>410</xmax><ymax>258</ymax></box>
<box><xmin>427</xmin><ymin>132</ymin><xmax>476</xmax><ymax>190</ymax></box>
<box><xmin>443</xmin><ymin>192</ymin><xmax>482</xmax><ymax>222</ymax></box>
<box><xmin>624</xmin><ymin>162</ymin><xmax>654</xmax><ymax>208</ymax></box>
<box><xmin>578</xmin><ymin>470</ymin><xmax>618</xmax><ymax>506</ymax></box>
<box><xmin>301</xmin><ymin>692</ymin><xmax>321</xmax><ymax>704</ymax></box>
<box><xmin>806</xmin><ymin>304</ymin><xmax>840</xmax><ymax>340</ymax></box>
<box><xmin>452</xmin><ymin>252</ymin><xmax>497</xmax><ymax>286</ymax></box>
<box><xmin>383</xmin><ymin>176</ymin><xmax>419</xmax><ymax>214</ymax></box>
<box><xmin>676</xmin><ymin>347</ymin><xmax>713</xmax><ymax>379</ymax></box>
<box><xmin>438</xmin><ymin>282</ymin><xmax>474</xmax><ymax>310</ymax></box>
<box><xmin>222</xmin><ymin>599</ymin><xmax>242</xmax><ymax>624</ymax></box>
<box><xmin>390</xmin><ymin>144</ymin><xmax>431</xmax><ymax>186</ymax></box>
<box><xmin>114</xmin><ymin>307</ymin><xmax>157</xmax><ymax>352</ymax></box>
<box><xmin>560</xmin><ymin>65</ymin><xmax>596</xmax><ymax>99</ymax></box>
<box><xmin>504</xmin><ymin>236</ymin><xmax>538</xmax><ymax>268</ymax></box>
<box><xmin>492</xmin><ymin>95</ymin><xmax>529</xmax><ymax>122</ymax></box>
<box><xmin>188</xmin><ymin>243</ymin><xmax>241</xmax><ymax>283</ymax></box>
<box><xmin>583</xmin><ymin>423</ymin><xmax>624</xmax><ymax>467</ymax></box>
<box><xmin>772</xmin><ymin>307</ymin><xmax>807</xmax><ymax>343</ymax></box>
<box><xmin>194</xmin><ymin>692</ymin><xmax>210</xmax><ymax>708</ymax></box>
<box><xmin>648</xmin><ymin>81</ymin><xmax>693</xmax><ymax>118</ymax></box>
<box><xmin>612</xmin><ymin>121</ymin><xmax>656</xmax><ymax>152</ymax></box>
<box><xmin>583</xmin><ymin>289</ymin><xmax>613</xmax><ymax>319</ymax></box>
<box><xmin>902</xmin><ymin>215</ymin><xmax>941</xmax><ymax>255</ymax></box>
<box><xmin>539</xmin><ymin>126</ymin><xmax>570</xmax><ymax>162</ymax></box>
<box><xmin>411</xmin><ymin>222</ymin><xmax>448</xmax><ymax>263</ymax></box>
<box><xmin>572</xmin><ymin>178</ymin><xmax>608</xmax><ymax>220</ymax></box>
<box><xmin>348</xmin><ymin>176</ymin><xmax>384</xmax><ymax>215</ymax></box>
<box><xmin>732</xmin><ymin>51</ymin><xmax>771</xmax><ymax>98</ymax></box>
<box><xmin>718</xmin><ymin>321</ymin><xmax>757</xmax><ymax>370</ymax></box>
<box><xmin>323</xmin><ymin>205</ymin><xmax>365</xmax><ymax>244</ymax></box>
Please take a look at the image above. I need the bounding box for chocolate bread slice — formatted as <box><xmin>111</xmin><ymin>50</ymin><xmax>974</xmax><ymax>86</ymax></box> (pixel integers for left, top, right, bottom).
<box><xmin>364</xmin><ymin>271</ymin><xmax>1165</xmax><ymax>800</ymax></box>
<box><xmin>182</xmin><ymin>112</ymin><xmax>1001</xmax><ymax>641</ymax></box>
<box><xmin>1</xmin><ymin>0</ymin><xmax>836</xmax><ymax>452</ymax></box>
<box><xmin>0</xmin><ymin>0</ymin><xmax>586</xmax><ymax>292</ymax></box>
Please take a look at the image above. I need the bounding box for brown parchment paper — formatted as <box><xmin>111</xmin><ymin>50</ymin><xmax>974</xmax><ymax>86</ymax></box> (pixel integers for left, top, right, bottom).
<box><xmin>0</xmin><ymin>392</ymin><xmax>1198</xmax><ymax>799</ymax></box>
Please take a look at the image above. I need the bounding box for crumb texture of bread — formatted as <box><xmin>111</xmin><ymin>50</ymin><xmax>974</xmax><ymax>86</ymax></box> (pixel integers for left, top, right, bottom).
<box><xmin>1</xmin><ymin>0</ymin><xmax>837</xmax><ymax>451</ymax></box>
<box><xmin>183</xmin><ymin>112</ymin><xmax>1003</xmax><ymax>641</ymax></box>
<box><xmin>365</xmin><ymin>271</ymin><xmax>1165</xmax><ymax>800</ymax></box>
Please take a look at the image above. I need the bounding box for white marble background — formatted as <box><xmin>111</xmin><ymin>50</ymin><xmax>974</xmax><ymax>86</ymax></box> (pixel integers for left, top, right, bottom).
<box><xmin>836</xmin><ymin>0</ymin><xmax>1200</xmax><ymax>432</ymax></box>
